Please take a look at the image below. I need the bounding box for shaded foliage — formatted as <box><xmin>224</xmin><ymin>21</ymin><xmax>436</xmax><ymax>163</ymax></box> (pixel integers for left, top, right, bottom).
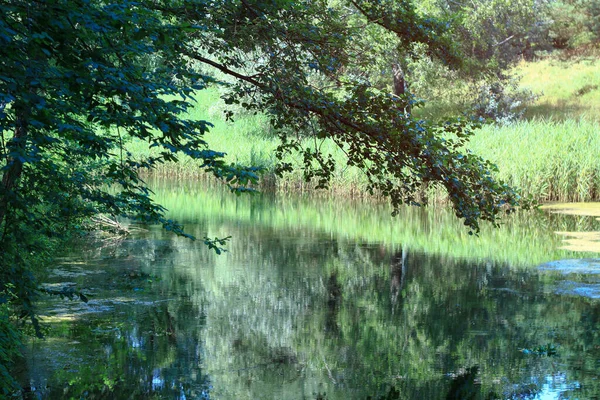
<box><xmin>0</xmin><ymin>0</ymin><xmax>528</xmax><ymax>391</ymax></box>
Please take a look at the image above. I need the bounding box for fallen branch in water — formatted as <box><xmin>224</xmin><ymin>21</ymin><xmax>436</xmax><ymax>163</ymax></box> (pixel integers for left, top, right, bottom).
<box><xmin>90</xmin><ymin>214</ymin><xmax>148</xmax><ymax>236</ymax></box>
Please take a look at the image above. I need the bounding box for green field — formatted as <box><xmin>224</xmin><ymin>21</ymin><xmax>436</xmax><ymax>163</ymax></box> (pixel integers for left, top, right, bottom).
<box><xmin>518</xmin><ymin>57</ymin><xmax>600</xmax><ymax>120</ymax></box>
<box><xmin>471</xmin><ymin>118</ymin><xmax>600</xmax><ymax>202</ymax></box>
<box><xmin>127</xmin><ymin>58</ymin><xmax>600</xmax><ymax>203</ymax></box>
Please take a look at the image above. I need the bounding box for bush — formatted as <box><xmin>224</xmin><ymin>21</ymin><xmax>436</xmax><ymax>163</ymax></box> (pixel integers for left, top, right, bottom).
<box><xmin>471</xmin><ymin>78</ymin><xmax>539</xmax><ymax>124</ymax></box>
<box><xmin>0</xmin><ymin>303</ymin><xmax>22</xmax><ymax>396</ymax></box>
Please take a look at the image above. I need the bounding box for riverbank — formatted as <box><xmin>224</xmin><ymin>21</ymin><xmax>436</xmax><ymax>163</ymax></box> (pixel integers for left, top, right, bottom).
<box><xmin>131</xmin><ymin>115</ymin><xmax>600</xmax><ymax>204</ymax></box>
<box><xmin>127</xmin><ymin>58</ymin><xmax>600</xmax><ymax>203</ymax></box>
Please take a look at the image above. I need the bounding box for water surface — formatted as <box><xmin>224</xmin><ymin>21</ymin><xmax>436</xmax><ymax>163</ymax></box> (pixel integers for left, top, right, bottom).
<box><xmin>17</xmin><ymin>181</ymin><xmax>600</xmax><ymax>399</ymax></box>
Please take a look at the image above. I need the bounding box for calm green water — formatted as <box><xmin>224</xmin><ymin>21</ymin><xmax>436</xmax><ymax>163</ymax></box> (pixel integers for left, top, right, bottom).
<box><xmin>16</xmin><ymin>180</ymin><xmax>600</xmax><ymax>399</ymax></box>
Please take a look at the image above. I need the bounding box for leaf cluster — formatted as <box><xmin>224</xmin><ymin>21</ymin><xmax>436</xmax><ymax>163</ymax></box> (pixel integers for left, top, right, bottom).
<box><xmin>0</xmin><ymin>1</ymin><xmax>530</xmax><ymax>390</ymax></box>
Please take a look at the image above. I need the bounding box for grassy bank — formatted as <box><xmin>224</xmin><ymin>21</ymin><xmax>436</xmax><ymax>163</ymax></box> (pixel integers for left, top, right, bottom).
<box><xmin>518</xmin><ymin>57</ymin><xmax>600</xmax><ymax>121</ymax></box>
<box><xmin>471</xmin><ymin>118</ymin><xmax>600</xmax><ymax>202</ymax></box>
<box><xmin>126</xmin><ymin>58</ymin><xmax>600</xmax><ymax>203</ymax></box>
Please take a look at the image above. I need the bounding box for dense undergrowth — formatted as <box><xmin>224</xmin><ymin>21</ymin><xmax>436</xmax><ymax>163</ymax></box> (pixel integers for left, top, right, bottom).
<box><xmin>127</xmin><ymin>56</ymin><xmax>600</xmax><ymax>204</ymax></box>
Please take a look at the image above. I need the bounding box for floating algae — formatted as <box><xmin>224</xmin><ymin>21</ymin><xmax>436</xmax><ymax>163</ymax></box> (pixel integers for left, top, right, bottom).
<box><xmin>554</xmin><ymin>231</ymin><xmax>600</xmax><ymax>252</ymax></box>
<box><xmin>541</xmin><ymin>202</ymin><xmax>600</xmax><ymax>218</ymax></box>
<box><xmin>542</xmin><ymin>203</ymin><xmax>600</xmax><ymax>252</ymax></box>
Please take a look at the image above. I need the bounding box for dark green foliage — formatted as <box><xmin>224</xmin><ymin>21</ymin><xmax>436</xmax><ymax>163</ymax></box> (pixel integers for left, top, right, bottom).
<box><xmin>0</xmin><ymin>304</ymin><xmax>21</xmax><ymax>393</ymax></box>
<box><xmin>0</xmin><ymin>1</ymin><xmax>260</xmax><ymax>390</ymax></box>
<box><xmin>547</xmin><ymin>0</ymin><xmax>600</xmax><ymax>49</ymax></box>
<box><xmin>0</xmin><ymin>0</ymin><xmax>528</xmax><ymax>391</ymax></box>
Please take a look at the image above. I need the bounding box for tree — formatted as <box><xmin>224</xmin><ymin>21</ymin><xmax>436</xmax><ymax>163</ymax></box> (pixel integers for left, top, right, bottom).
<box><xmin>0</xmin><ymin>1</ymin><xmax>259</xmax><ymax>391</ymax></box>
<box><xmin>325</xmin><ymin>0</ymin><xmax>462</xmax><ymax>113</ymax></box>
<box><xmin>546</xmin><ymin>0</ymin><xmax>600</xmax><ymax>50</ymax></box>
<box><xmin>322</xmin><ymin>0</ymin><xmax>548</xmax><ymax>121</ymax></box>
<box><xmin>416</xmin><ymin>0</ymin><xmax>551</xmax><ymax>72</ymax></box>
<box><xmin>0</xmin><ymin>0</ymin><xmax>525</xmax><ymax>391</ymax></box>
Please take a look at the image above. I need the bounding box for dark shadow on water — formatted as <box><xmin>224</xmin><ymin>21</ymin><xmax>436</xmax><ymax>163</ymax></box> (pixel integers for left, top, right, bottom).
<box><xmin>324</xmin><ymin>270</ymin><xmax>342</xmax><ymax>337</ymax></box>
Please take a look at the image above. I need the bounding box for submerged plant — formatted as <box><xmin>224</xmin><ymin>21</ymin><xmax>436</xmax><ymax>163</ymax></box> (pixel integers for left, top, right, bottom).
<box><xmin>520</xmin><ymin>343</ymin><xmax>559</xmax><ymax>357</ymax></box>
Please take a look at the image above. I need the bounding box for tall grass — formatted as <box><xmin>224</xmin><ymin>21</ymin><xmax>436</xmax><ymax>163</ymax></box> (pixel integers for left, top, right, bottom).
<box><xmin>126</xmin><ymin>68</ymin><xmax>600</xmax><ymax>203</ymax></box>
<box><xmin>517</xmin><ymin>58</ymin><xmax>600</xmax><ymax>121</ymax></box>
<box><xmin>470</xmin><ymin>118</ymin><xmax>600</xmax><ymax>202</ymax></box>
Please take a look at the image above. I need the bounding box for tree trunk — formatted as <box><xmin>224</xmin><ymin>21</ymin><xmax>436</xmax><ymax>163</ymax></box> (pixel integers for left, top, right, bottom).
<box><xmin>392</xmin><ymin>61</ymin><xmax>411</xmax><ymax>114</ymax></box>
<box><xmin>0</xmin><ymin>116</ymin><xmax>28</xmax><ymax>228</ymax></box>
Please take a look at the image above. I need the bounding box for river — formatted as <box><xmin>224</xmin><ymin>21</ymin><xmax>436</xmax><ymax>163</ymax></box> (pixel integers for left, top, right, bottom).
<box><xmin>15</xmin><ymin>179</ymin><xmax>600</xmax><ymax>399</ymax></box>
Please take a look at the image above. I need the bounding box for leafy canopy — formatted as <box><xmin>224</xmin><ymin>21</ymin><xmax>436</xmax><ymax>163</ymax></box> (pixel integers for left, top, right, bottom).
<box><xmin>0</xmin><ymin>1</ymin><xmax>526</xmax><ymax>388</ymax></box>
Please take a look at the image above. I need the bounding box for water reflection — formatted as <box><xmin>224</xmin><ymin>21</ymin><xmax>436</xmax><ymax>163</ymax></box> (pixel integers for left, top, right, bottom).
<box><xmin>15</xmin><ymin>183</ymin><xmax>600</xmax><ymax>399</ymax></box>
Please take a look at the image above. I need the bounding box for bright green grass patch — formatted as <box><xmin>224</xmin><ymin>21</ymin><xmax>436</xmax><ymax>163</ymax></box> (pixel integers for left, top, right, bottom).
<box><xmin>470</xmin><ymin>118</ymin><xmax>600</xmax><ymax>202</ymax></box>
<box><xmin>126</xmin><ymin>85</ymin><xmax>600</xmax><ymax>203</ymax></box>
<box><xmin>517</xmin><ymin>58</ymin><xmax>600</xmax><ymax>120</ymax></box>
<box><xmin>124</xmin><ymin>88</ymin><xmax>279</xmax><ymax>176</ymax></box>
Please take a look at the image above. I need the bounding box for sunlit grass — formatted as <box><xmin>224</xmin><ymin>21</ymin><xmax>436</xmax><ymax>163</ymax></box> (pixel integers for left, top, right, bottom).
<box><xmin>124</xmin><ymin>88</ymin><xmax>279</xmax><ymax>176</ymax></box>
<box><xmin>127</xmin><ymin>64</ymin><xmax>600</xmax><ymax>204</ymax></box>
<box><xmin>517</xmin><ymin>58</ymin><xmax>600</xmax><ymax>121</ymax></box>
<box><xmin>470</xmin><ymin>118</ymin><xmax>600</xmax><ymax>202</ymax></box>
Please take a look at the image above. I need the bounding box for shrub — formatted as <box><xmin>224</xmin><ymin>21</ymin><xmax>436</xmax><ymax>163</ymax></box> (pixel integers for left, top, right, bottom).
<box><xmin>0</xmin><ymin>303</ymin><xmax>22</xmax><ymax>396</ymax></box>
<box><xmin>471</xmin><ymin>78</ymin><xmax>539</xmax><ymax>124</ymax></box>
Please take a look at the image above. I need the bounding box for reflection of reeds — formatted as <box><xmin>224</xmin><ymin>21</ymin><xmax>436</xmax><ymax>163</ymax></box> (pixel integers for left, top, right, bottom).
<box><xmin>148</xmin><ymin>180</ymin><xmax>597</xmax><ymax>266</ymax></box>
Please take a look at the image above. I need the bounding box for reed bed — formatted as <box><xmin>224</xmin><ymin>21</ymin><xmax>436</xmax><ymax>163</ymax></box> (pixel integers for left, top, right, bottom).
<box><xmin>125</xmin><ymin>81</ymin><xmax>600</xmax><ymax>203</ymax></box>
<box><xmin>470</xmin><ymin>118</ymin><xmax>600</xmax><ymax>202</ymax></box>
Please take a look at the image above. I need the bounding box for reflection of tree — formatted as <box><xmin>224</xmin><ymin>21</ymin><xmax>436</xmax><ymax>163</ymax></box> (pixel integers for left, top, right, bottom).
<box><xmin>445</xmin><ymin>366</ymin><xmax>482</xmax><ymax>400</ymax></box>
<box><xmin>192</xmin><ymin>219</ymin><xmax>600</xmax><ymax>398</ymax></box>
<box><xmin>325</xmin><ymin>271</ymin><xmax>342</xmax><ymax>338</ymax></box>
<box><xmin>390</xmin><ymin>245</ymin><xmax>407</xmax><ymax>313</ymax></box>
<box><xmin>22</xmin><ymin>204</ymin><xmax>600</xmax><ymax>399</ymax></box>
<box><xmin>19</xmin><ymin>236</ymin><xmax>212</xmax><ymax>399</ymax></box>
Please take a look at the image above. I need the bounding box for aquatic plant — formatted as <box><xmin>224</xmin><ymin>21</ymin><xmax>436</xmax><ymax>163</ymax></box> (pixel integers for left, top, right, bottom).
<box><xmin>520</xmin><ymin>343</ymin><xmax>559</xmax><ymax>357</ymax></box>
